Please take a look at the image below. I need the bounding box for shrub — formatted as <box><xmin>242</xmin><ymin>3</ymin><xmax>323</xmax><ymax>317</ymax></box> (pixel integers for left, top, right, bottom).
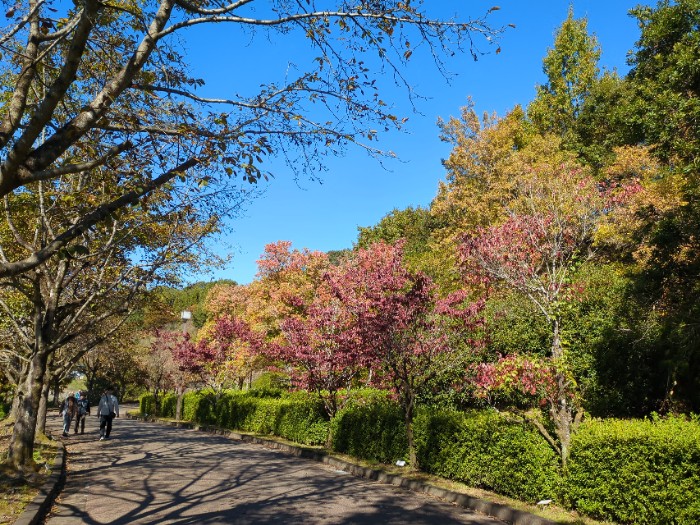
<box><xmin>564</xmin><ymin>415</ymin><xmax>700</xmax><ymax>524</ymax></box>
<box><xmin>251</xmin><ymin>371</ymin><xmax>289</xmax><ymax>392</ymax></box>
<box><xmin>330</xmin><ymin>396</ymin><xmax>408</xmax><ymax>463</ymax></box>
<box><xmin>414</xmin><ymin>408</ymin><xmax>561</xmax><ymax>503</ymax></box>
<box><xmin>160</xmin><ymin>393</ymin><xmax>178</xmax><ymax>417</ymax></box>
<box><xmin>172</xmin><ymin>390</ymin><xmax>330</xmax><ymax>445</ymax></box>
<box><xmin>140</xmin><ymin>393</ymin><xmax>155</xmax><ymax>416</ymax></box>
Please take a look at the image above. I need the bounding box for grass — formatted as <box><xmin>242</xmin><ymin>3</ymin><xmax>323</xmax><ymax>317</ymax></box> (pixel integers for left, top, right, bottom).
<box><xmin>0</xmin><ymin>418</ymin><xmax>58</xmax><ymax>525</ymax></box>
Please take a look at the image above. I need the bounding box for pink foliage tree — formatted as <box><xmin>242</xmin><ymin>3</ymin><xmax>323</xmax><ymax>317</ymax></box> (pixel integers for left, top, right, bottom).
<box><xmin>174</xmin><ymin>315</ymin><xmax>264</xmax><ymax>391</ymax></box>
<box><xmin>276</xmin><ymin>241</ymin><xmax>484</xmax><ymax>466</ymax></box>
<box><xmin>459</xmin><ymin>166</ymin><xmax>629</xmax><ymax>464</ymax></box>
<box><xmin>145</xmin><ymin>329</ymin><xmax>190</xmax><ymax>416</ymax></box>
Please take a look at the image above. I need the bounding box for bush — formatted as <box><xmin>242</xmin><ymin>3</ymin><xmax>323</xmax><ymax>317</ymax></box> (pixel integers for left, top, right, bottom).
<box><xmin>251</xmin><ymin>371</ymin><xmax>289</xmax><ymax>392</ymax></box>
<box><xmin>330</xmin><ymin>396</ymin><xmax>408</xmax><ymax>463</ymax></box>
<box><xmin>414</xmin><ymin>408</ymin><xmax>561</xmax><ymax>503</ymax></box>
<box><xmin>564</xmin><ymin>415</ymin><xmax>700</xmax><ymax>524</ymax></box>
<box><xmin>170</xmin><ymin>390</ymin><xmax>329</xmax><ymax>445</ymax></box>
<box><xmin>140</xmin><ymin>393</ymin><xmax>155</xmax><ymax>416</ymax></box>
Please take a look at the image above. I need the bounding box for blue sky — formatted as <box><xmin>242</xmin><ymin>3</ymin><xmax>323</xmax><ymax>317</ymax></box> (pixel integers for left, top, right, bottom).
<box><xmin>182</xmin><ymin>1</ymin><xmax>644</xmax><ymax>285</ymax></box>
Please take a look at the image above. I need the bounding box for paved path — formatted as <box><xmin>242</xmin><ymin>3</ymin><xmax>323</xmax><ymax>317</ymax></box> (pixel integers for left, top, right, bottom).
<box><xmin>43</xmin><ymin>409</ymin><xmax>503</xmax><ymax>525</ymax></box>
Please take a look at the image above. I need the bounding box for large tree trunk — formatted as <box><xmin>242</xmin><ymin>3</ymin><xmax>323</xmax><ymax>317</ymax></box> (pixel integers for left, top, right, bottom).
<box><xmin>7</xmin><ymin>350</ymin><xmax>49</xmax><ymax>469</ymax></box>
<box><xmin>36</xmin><ymin>374</ymin><xmax>51</xmax><ymax>436</ymax></box>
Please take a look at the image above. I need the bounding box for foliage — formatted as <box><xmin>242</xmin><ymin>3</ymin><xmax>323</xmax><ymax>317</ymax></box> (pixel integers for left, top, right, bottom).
<box><xmin>414</xmin><ymin>408</ymin><xmax>561</xmax><ymax>503</ymax></box>
<box><xmin>142</xmin><ymin>390</ymin><xmax>329</xmax><ymax>445</ymax></box>
<box><xmin>627</xmin><ymin>0</ymin><xmax>700</xmax><ymax>165</ymax></box>
<box><xmin>527</xmin><ymin>7</ymin><xmax>601</xmax><ymax>149</ymax></box>
<box><xmin>250</xmin><ymin>372</ymin><xmax>289</xmax><ymax>393</ymax></box>
<box><xmin>330</xmin><ymin>397</ymin><xmax>408</xmax><ymax>464</ymax></box>
<box><xmin>0</xmin><ymin>1</ymin><xmax>505</xmax><ymax>279</ymax></box>
<box><xmin>431</xmin><ymin>105</ymin><xmax>531</xmax><ymax>291</ymax></box>
<box><xmin>176</xmin><ymin>315</ymin><xmax>263</xmax><ymax>391</ymax></box>
<box><xmin>564</xmin><ymin>415</ymin><xmax>700</xmax><ymax>524</ymax></box>
<box><xmin>356</xmin><ymin>206</ymin><xmax>438</xmax><ymax>276</ymax></box>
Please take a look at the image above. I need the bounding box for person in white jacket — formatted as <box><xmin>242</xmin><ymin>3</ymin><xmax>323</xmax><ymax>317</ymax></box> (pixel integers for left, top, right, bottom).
<box><xmin>97</xmin><ymin>389</ymin><xmax>120</xmax><ymax>440</ymax></box>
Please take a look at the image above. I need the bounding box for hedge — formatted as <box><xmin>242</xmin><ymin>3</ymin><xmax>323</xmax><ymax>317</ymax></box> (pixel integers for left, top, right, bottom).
<box><xmin>415</xmin><ymin>408</ymin><xmax>561</xmax><ymax>503</ymax></box>
<box><xmin>140</xmin><ymin>390</ymin><xmax>329</xmax><ymax>445</ymax></box>
<box><xmin>330</xmin><ymin>395</ymin><xmax>408</xmax><ymax>463</ymax></box>
<box><xmin>564</xmin><ymin>415</ymin><xmax>700</xmax><ymax>524</ymax></box>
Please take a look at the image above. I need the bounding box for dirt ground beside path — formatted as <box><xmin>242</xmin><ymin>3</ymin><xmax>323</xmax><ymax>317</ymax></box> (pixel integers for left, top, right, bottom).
<box><xmin>42</xmin><ymin>406</ymin><xmax>504</xmax><ymax>525</ymax></box>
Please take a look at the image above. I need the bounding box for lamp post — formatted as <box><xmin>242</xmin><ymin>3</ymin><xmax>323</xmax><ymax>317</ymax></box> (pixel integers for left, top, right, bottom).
<box><xmin>177</xmin><ymin>310</ymin><xmax>193</xmax><ymax>421</ymax></box>
<box><xmin>180</xmin><ymin>310</ymin><xmax>192</xmax><ymax>333</ymax></box>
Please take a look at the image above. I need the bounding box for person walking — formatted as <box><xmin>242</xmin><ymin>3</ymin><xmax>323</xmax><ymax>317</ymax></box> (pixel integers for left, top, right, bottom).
<box><xmin>74</xmin><ymin>391</ymin><xmax>90</xmax><ymax>434</ymax></box>
<box><xmin>97</xmin><ymin>389</ymin><xmax>119</xmax><ymax>440</ymax></box>
<box><xmin>60</xmin><ymin>393</ymin><xmax>78</xmax><ymax>437</ymax></box>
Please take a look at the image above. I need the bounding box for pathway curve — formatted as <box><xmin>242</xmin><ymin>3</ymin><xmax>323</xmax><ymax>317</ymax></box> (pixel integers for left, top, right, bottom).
<box><xmin>43</xmin><ymin>408</ymin><xmax>504</xmax><ymax>524</ymax></box>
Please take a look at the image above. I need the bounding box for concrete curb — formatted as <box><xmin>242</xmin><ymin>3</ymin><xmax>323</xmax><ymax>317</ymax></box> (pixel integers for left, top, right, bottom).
<box><xmin>13</xmin><ymin>439</ymin><xmax>66</xmax><ymax>525</ymax></box>
<box><xmin>129</xmin><ymin>414</ymin><xmax>556</xmax><ymax>525</ymax></box>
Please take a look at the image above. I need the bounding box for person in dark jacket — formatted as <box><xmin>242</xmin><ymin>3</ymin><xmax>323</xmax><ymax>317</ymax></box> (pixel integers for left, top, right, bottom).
<box><xmin>60</xmin><ymin>393</ymin><xmax>78</xmax><ymax>437</ymax></box>
<box><xmin>74</xmin><ymin>390</ymin><xmax>90</xmax><ymax>434</ymax></box>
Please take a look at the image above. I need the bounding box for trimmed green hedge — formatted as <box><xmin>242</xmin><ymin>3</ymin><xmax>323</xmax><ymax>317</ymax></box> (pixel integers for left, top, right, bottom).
<box><xmin>140</xmin><ymin>390</ymin><xmax>329</xmax><ymax>445</ymax></box>
<box><xmin>415</xmin><ymin>408</ymin><xmax>561</xmax><ymax>503</ymax></box>
<box><xmin>330</xmin><ymin>396</ymin><xmax>408</xmax><ymax>463</ymax></box>
<box><xmin>564</xmin><ymin>415</ymin><xmax>700</xmax><ymax>524</ymax></box>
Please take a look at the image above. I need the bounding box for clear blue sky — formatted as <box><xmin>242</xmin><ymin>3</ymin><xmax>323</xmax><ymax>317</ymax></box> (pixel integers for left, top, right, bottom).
<box><xmin>182</xmin><ymin>1</ymin><xmax>644</xmax><ymax>285</ymax></box>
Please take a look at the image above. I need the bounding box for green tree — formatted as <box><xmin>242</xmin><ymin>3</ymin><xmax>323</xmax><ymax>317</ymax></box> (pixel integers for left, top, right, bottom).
<box><xmin>356</xmin><ymin>206</ymin><xmax>437</xmax><ymax>276</ymax></box>
<box><xmin>527</xmin><ymin>8</ymin><xmax>601</xmax><ymax>151</ymax></box>
<box><xmin>615</xmin><ymin>0</ymin><xmax>700</xmax><ymax>412</ymax></box>
<box><xmin>627</xmin><ymin>0</ymin><xmax>700</xmax><ymax>166</ymax></box>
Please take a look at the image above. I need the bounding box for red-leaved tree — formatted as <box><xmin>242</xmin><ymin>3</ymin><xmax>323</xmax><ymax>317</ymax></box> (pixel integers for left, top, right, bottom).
<box><xmin>174</xmin><ymin>316</ymin><xmax>264</xmax><ymax>392</ymax></box>
<box><xmin>459</xmin><ymin>164</ymin><xmax>630</xmax><ymax>465</ymax></box>
<box><xmin>277</xmin><ymin>241</ymin><xmax>483</xmax><ymax>466</ymax></box>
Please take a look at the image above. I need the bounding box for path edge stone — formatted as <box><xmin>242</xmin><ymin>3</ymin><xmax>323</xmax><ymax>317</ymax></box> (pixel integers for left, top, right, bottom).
<box><xmin>14</xmin><ymin>438</ymin><xmax>66</xmax><ymax>525</ymax></box>
<box><xmin>128</xmin><ymin>413</ymin><xmax>556</xmax><ymax>525</ymax></box>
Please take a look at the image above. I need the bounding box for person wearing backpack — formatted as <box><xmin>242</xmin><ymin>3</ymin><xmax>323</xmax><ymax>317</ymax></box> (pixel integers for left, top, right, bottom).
<box><xmin>74</xmin><ymin>390</ymin><xmax>90</xmax><ymax>434</ymax></box>
<box><xmin>97</xmin><ymin>389</ymin><xmax>120</xmax><ymax>440</ymax></box>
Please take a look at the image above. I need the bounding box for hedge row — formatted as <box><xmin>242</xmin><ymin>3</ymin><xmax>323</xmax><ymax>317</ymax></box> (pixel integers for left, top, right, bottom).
<box><xmin>141</xmin><ymin>390</ymin><xmax>329</xmax><ymax>445</ymax></box>
<box><xmin>140</xmin><ymin>391</ymin><xmax>700</xmax><ymax>523</ymax></box>
<box><xmin>415</xmin><ymin>409</ymin><xmax>561</xmax><ymax>503</ymax></box>
<box><xmin>564</xmin><ymin>415</ymin><xmax>700</xmax><ymax>524</ymax></box>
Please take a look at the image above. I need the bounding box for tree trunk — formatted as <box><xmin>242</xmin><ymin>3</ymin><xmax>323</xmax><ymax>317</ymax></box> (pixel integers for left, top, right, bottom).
<box><xmin>7</xmin><ymin>351</ymin><xmax>48</xmax><ymax>469</ymax></box>
<box><xmin>551</xmin><ymin>317</ymin><xmax>563</xmax><ymax>359</ymax></box>
<box><xmin>51</xmin><ymin>375</ymin><xmax>60</xmax><ymax>406</ymax></box>
<box><xmin>401</xmin><ymin>386</ymin><xmax>417</xmax><ymax>469</ymax></box>
<box><xmin>550</xmin><ymin>372</ymin><xmax>573</xmax><ymax>468</ymax></box>
<box><xmin>549</xmin><ymin>315</ymin><xmax>573</xmax><ymax>466</ymax></box>
<box><xmin>175</xmin><ymin>386</ymin><xmax>184</xmax><ymax>421</ymax></box>
<box><xmin>36</xmin><ymin>374</ymin><xmax>51</xmax><ymax>436</ymax></box>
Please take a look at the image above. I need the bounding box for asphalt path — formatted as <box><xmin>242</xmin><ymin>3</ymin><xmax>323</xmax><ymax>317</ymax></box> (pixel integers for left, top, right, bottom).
<box><xmin>43</xmin><ymin>407</ymin><xmax>504</xmax><ymax>525</ymax></box>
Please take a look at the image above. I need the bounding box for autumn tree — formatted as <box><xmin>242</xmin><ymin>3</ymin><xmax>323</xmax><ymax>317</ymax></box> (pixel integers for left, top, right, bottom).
<box><xmin>0</xmin><ymin>173</ymin><xmax>218</xmax><ymax>469</ymax></box>
<box><xmin>205</xmin><ymin>242</ymin><xmax>330</xmax><ymax>345</ymax></box>
<box><xmin>142</xmin><ymin>329</ymin><xmax>186</xmax><ymax>416</ymax></box>
<box><xmin>316</xmin><ymin>241</ymin><xmax>482</xmax><ymax>467</ymax></box>
<box><xmin>0</xmin><ymin>0</ymin><xmax>506</xmax><ymax>280</ymax></box>
<box><xmin>459</xmin><ymin>159</ymin><xmax>621</xmax><ymax>465</ymax></box>
<box><xmin>176</xmin><ymin>316</ymin><xmax>263</xmax><ymax>392</ymax></box>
